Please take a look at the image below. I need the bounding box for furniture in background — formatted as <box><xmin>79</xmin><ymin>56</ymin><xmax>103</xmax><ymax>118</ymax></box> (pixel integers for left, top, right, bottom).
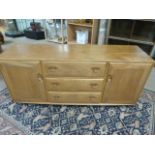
<box><xmin>106</xmin><ymin>19</ymin><xmax>155</xmax><ymax>57</ymax></box>
<box><xmin>0</xmin><ymin>44</ymin><xmax>2</xmax><ymax>53</ymax></box>
<box><xmin>0</xmin><ymin>31</ymin><xmax>4</xmax><ymax>53</ymax></box>
<box><xmin>0</xmin><ymin>31</ymin><xmax>4</xmax><ymax>44</ymax></box>
<box><xmin>44</xmin><ymin>19</ymin><xmax>67</xmax><ymax>44</ymax></box>
<box><xmin>24</xmin><ymin>30</ymin><xmax>45</xmax><ymax>40</ymax></box>
<box><xmin>67</xmin><ymin>19</ymin><xmax>99</xmax><ymax>44</ymax></box>
<box><xmin>0</xmin><ymin>44</ymin><xmax>154</xmax><ymax>105</ymax></box>
<box><xmin>97</xmin><ymin>19</ymin><xmax>108</xmax><ymax>45</ymax></box>
<box><xmin>4</xmin><ymin>19</ymin><xmax>24</xmax><ymax>37</ymax></box>
<box><xmin>24</xmin><ymin>21</ymin><xmax>45</xmax><ymax>40</ymax></box>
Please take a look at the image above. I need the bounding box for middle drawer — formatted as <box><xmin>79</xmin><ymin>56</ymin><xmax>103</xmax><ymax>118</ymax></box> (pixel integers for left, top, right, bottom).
<box><xmin>45</xmin><ymin>78</ymin><xmax>104</xmax><ymax>91</ymax></box>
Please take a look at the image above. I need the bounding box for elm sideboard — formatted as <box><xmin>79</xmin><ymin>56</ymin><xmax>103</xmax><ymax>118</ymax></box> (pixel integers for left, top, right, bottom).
<box><xmin>0</xmin><ymin>44</ymin><xmax>154</xmax><ymax>105</ymax></box>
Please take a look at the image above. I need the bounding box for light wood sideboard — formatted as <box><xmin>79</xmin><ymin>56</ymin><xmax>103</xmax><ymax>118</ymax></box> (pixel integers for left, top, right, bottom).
<box><xmin>0</xmin><ymin>44</ymin><xmax>154</xmax><ymax>105</ymax></box>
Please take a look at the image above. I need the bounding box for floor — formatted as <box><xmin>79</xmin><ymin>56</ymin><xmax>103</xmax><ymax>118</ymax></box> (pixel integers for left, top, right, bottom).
<box><xmin>145</xmin><ymin>67</ymin><xmax>155</xmax><ymax>92</ymax></box>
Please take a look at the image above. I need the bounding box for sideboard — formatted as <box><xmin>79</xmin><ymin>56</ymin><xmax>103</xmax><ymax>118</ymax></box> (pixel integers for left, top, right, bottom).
<box><xmin>0</xmin><ymin>44</ymin><xmax>154</xmax><ymax>105</ymax></box>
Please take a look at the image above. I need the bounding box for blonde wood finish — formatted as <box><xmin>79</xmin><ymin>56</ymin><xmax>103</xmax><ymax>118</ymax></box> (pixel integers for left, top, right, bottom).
<box><xmin>13</xmin><ymin>100</ymin><xmax>139</xmax><ymax>105</ymax></box>
<box><xmin>0</xmin><ymin>44</ymin><xmax>154</xmax><ymax>105</ymax></box>
<box><xmin>0</xmin><ymin>61</ymin><xmax>46</xmax><ymax>102</ymax></box>
<box><xmin>45</xmin><ymin>78</ymin><xmax>104</xmax><ymax>91</ymax></box>
<box><xmin>47</xmin><ymin>92</ymin><xmax>102</xmax><ymax>103</ymax></box>
<box><xmin>103</xmin><ymin>63</ymin><xmax>153</xmax><ymax>103</ymax></box>
<box><xmin>67</xmin><ymin>19</ymin><xmax>99</xmax><ymax>44</ymax></box>
<box><xmin>0</xmin><ymin>44</ymin><xmax>154</xmax><ymax>63</ymax></box>
<box><xmin>42</xmin><ymin>61</ymin><xmax>107</xmax><ymax>77</ymax></box>
<box><xmin>91</xmin><ymin>20</ymin><xmax>99</xmax><ymax>44</ymax></box>
<box><xmin>68</xmin><ymin>22</ymin><xmax>93</xmax><ymax>28</ymax></box>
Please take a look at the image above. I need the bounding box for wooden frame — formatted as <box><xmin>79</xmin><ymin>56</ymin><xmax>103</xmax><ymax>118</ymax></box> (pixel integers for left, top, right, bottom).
<box><xmin>67</xmin><ymin>19</ymin><xmax>99</xmax><ymax>44</ymax></box>
<box><xmin>44</xmin><ymin>19</ymin><xmax>67</xmax><ymax>44</ymax></box>
<box><xmin>106</xmin><ymin>19</ymin><xmax>155</xmax><ymax>57</ymax></box>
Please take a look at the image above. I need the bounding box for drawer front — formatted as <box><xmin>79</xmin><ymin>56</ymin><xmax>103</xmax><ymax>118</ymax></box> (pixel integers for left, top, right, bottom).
<box><xmin>47</xmin><ymin>92</ymin><xmax>101</xmax><ymax>103</ymax></box>
<box><xmin>45</xmin><ymin>78</ymin><xmax>104</xmax><ymax>91</ymax></box>
<box><xmin>42</xmin><ymin>61</ymin><xmax>106</xmax><ymax>77</ymax></box>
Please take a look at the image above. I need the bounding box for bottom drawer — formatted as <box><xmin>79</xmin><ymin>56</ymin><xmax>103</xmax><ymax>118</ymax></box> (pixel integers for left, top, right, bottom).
<box><xmin>47</xmin><ymin>92</ymin><xmax>102</xmax><ymax>103</ymax></box>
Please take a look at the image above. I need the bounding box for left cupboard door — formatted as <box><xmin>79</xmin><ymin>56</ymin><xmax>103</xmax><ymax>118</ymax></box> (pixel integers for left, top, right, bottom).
<box><xmin>0</xmin><ymin>61</ymin><xmax>46</xmax><ymax>102</ymax></box>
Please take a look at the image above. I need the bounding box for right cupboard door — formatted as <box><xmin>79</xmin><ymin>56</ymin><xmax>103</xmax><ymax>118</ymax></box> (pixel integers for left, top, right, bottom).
<box><xmin>103</xmin><ymin>63</ymin><xmax>152</xmax><ymax>104</ymax></box>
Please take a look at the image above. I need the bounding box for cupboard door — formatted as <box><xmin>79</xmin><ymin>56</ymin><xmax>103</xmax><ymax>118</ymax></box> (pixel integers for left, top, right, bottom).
<box><xmin>103</xmin><ymin>63</ymin><xmax>152</xmax><ymax>104</ymax></box>
<box><xmin>0</xmin><ymin>61</ymin><xmax>46</xmax><ymax>102</ymax></box>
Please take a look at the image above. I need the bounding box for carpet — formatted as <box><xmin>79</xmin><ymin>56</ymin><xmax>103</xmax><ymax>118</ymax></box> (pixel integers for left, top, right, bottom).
<box><xmin>0</xmin><ymin>88</ymin><xmax>155</xmax><ymax>135</ymax></box>
<box><xmin>0</xmin><ymin>115</ymin><xmax>25</xmax><ymax>135</ymax></box>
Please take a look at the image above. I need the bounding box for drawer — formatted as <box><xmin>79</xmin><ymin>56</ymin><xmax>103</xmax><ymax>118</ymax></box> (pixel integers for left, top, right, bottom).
<box><xmin>45</xmin><ymin>78</ymin><xmax>104</xmax><ymax>91</ymax></box>
<box><xmin>42</xmin><ymin>61</ymin><xmax>106</xmax><ymax>77</ymax></box>
<box><xmin>47</xmin><ymin>92</ymin><xmax>101</xmax><ymax>103</ymax></box>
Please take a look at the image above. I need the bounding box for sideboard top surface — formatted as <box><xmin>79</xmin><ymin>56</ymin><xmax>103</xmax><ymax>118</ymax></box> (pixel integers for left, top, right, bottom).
<box><xmin>0</xmin><ymin>43</ymin><xmax>154</xmax><ymax>63</ymax></box>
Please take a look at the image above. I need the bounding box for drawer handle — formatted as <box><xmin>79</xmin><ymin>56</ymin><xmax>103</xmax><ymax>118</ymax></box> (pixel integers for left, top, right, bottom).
<box><xmin>91</xmin><ymin>67</ymin><xmax>100</xmax><ymax>73</ymax></box>
<box><xmin>53</xmin><ymin>95</ymin><xmax>60</xmax><ymax>99</ymax></box>
<box><xmin>90</xmin><ymin>83</ymin><xmax>98</xmax><ymax>88</ymax></box>
<box><xmin>89</xmin><ymin>96</ymin><xmax>96</xmax><ymax>100</ymax></box>
<box><xmin>51</xmin><ymin>82</ymin><xmax>60</xmax><ymax>86</ymax></box>
<box><xmin>48</xmin><ymin>66</ymin><xmax>58</xmax><ymax>71</ymax></box>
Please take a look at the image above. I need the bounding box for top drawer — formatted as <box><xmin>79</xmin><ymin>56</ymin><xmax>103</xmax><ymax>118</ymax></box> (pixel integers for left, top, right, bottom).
<box><xmin>42</xmin><ymin>61</ymin><xmax>107</xmax><ymax>77</ymax></box>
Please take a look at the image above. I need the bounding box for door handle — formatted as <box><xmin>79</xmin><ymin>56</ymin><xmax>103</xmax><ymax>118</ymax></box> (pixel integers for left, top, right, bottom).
<box><xmin>37</xmin><ymin>73</ymin><xmax>43</xmax><ymax>82</ymax></box>
<box><xmin>107</xmin><ymin>75</ymin><xmax>112</xmax><ymax>82</ymax></box>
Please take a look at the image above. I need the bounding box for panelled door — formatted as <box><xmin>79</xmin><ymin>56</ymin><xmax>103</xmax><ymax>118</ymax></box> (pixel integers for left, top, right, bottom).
<box><xmin>103</xmin><ymin>62</ymin><xmax>152</xmax><ymax>104</ymax></box>
<box><xmin>0</xmin><ymin>61</ymin><xmax>46</xmax><ymax>102</ymax></box>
